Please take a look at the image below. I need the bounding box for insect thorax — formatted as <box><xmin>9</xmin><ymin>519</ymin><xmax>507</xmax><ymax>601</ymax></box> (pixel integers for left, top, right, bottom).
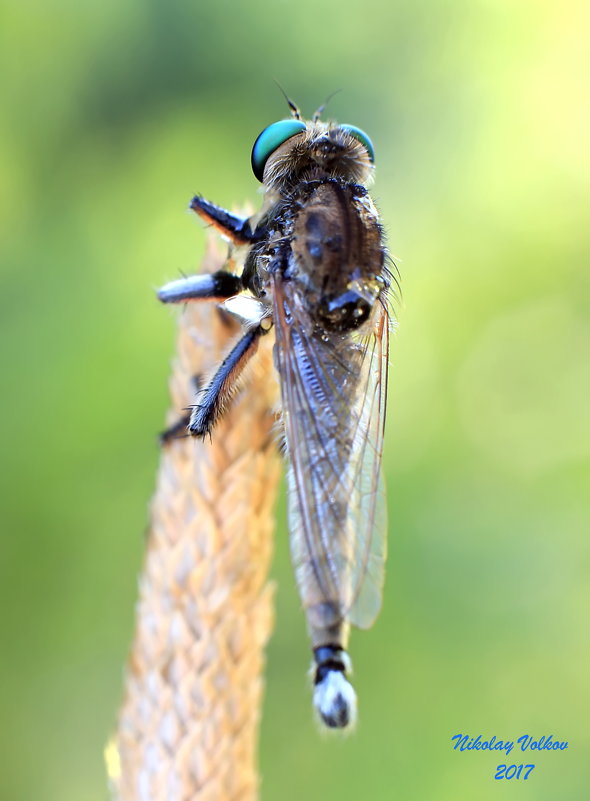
<box><xmin>255</xmin><ymin>179</ymin><xmax>385</xmax><ymax>333</ymax></box>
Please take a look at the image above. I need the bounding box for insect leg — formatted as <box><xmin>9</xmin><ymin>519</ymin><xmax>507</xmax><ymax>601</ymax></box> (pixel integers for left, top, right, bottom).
<box><xmin>190</xmin><ymin>196</ymin><xmax>257</xmax><ymax>244</ymax></box>
<box><xmin>189</xmin><ymin>324</ymin><xmax>267</xmax><ymax>437</ymax></box>
<box><xmin>158</xmin><ymin>270</ymin><xmax>243</xmax><ymax>304</ymax></box>
<box><xmin>159</xmin><ymin>376</ymin><xmax>202</xmax><ymax>443</ymax></box>
<box><xmin>159</xmin><ymin>413</ymin><xmax>191</xmax><ymax>444</ymax></box>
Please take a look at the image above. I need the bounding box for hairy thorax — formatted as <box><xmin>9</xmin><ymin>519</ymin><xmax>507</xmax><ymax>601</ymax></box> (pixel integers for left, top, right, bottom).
<box><xmin>259</xmin><ymin>180</ymin><xmax>385</xmax><ymax>332</ymax></box>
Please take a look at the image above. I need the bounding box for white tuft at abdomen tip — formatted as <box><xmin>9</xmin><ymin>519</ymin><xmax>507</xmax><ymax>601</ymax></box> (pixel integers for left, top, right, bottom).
<box><xmin>313</xmin><ymin>670</ymin><xmax>357</xmax><ymax>729</ymax></box>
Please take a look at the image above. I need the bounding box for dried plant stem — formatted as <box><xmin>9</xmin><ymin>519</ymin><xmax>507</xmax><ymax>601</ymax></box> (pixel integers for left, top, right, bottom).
<box><xmin>108</xmin><ymin>238</ymin><xmax>281</xmax><ymax>801</ymax></box>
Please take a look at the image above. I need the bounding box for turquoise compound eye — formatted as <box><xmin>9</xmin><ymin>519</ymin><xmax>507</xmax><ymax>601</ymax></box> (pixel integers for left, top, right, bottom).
<box><xmin>251</xmin><ymin>119</ymin><xmax>307</xmax><ymax>182</ymax></box>
<box><xmin>340</xmin><ymin>124</ymin><xmax>375</xmax><ymax>163</ymax></box>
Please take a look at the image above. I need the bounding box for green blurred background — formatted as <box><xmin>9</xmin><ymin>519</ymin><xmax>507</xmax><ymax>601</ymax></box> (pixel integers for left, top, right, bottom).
<box><xmin>1</xmin><ymin>0</ymin><xmax>589</xmax><ymax>798</ymax></box>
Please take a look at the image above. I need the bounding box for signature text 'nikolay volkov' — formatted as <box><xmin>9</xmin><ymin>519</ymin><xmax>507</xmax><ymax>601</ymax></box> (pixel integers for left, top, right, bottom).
<box><xmin>451</xmin><ymin>733</ymin><xmax>568</xmax><ymax>757</ymax></box>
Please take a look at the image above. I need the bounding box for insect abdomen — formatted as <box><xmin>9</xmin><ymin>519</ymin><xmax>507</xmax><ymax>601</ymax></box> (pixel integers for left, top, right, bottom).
<box><xmin>313</xmin><ymin>645</ymin><xmax>356</xmax><ymax>729</ymax></box>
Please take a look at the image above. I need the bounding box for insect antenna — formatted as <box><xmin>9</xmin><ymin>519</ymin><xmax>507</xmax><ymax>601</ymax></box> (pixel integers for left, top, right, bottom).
<box><xmin>312</xmin><ymin>89</ymin><xmax>342</xmax><ymax>122</ymax></box>
<box><xmin>273</xmin><ymin>79</ymin><xmax>301</xmax><ymax>119</ymax></box>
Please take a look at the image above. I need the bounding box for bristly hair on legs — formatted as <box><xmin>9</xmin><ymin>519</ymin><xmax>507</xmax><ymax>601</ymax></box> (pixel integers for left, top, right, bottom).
<box><xmin>188</xmin><ymin>324</ymin><xmax>267</xmax><ymax>438</ymax></box>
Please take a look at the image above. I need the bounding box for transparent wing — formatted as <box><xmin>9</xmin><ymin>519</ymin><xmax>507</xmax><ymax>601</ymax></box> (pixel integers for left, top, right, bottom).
<box><xmin>273</xmin><ymin>275</ymin><xmax>390</xmax><ymax>629</ymax></box>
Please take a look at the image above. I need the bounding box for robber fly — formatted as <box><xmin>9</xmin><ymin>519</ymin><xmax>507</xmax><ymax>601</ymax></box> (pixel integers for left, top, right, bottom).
<box><xmin>158</xmin><ymin>97</ymin><xmax>393</xmax><ymax>729</ymax></box>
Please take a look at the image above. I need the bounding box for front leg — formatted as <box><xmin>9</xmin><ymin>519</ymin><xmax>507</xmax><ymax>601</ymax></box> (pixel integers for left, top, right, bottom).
<box><xmin>190</xmin><ymin>196</ymin><xmax>258</xmax><ymax>244</ymax></box>
<box><xmin>158</xmin><ymin>270</ymin><xmax>243</xmax><ymax>303</ymax></box>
